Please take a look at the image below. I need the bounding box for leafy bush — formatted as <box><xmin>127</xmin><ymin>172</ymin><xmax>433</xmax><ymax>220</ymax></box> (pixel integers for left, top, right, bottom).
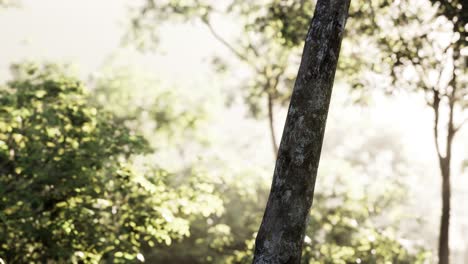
<box><xmin>0</xmin><ymin>63</ymin><xmax>222</xmax><ymax>263</ymax></box>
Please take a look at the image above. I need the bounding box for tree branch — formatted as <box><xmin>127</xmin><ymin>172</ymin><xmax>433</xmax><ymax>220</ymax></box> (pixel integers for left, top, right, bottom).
<box><xmin>267</xmin><ymin>93</ymin><xmax>278</xmax><ymax>157</ymax></box>
<box><xmin>201</xmin><ymin>17</ymin><xmax>260</xmax><ymax>71</ymax></box>
<box><xmin>454</xmin><ymin>117</ymin><xmax>468</xmax><ymax>133</ymax></box>
<box><xmin>432</xmin><ymin>88</ymin><xmax>444</xmax><ymax>160</ymax></box>
<box><xmin>265</xmin><ymin>69</ymin><xmax>284</xmax><ymax>157</ymax></box>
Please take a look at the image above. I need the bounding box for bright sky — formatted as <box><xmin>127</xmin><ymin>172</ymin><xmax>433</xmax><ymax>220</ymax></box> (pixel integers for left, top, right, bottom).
<box><xmin>0</xmin><ymin>0</ymin><xmax>218</xmax><ymax>83</ymax></box>
<box><xmin>0</xmin><ymin>0</ymin><xmax>124</xmax><ymax>78</ymax></box>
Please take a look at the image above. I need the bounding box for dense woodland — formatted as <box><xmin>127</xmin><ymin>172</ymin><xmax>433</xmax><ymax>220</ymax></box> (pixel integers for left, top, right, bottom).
<box><xmin>0</xmin><ymin>0</ymin><xmax>467</xmax><ymax>263</ymax></box>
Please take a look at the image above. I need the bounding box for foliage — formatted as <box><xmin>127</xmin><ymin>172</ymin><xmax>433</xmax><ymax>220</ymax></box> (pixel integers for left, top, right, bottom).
<box><xmin>127</xmin><ymin>0</ymin><xmax>304</xmax><ymax>118</ymax></box>
<box><xmin>429</xmin><ymin>0</ymin><xmax>467</xmax><ymax>48</ymax></box>
<box><xmin>127</xmin><ymin>0</ymin><xmax>388</xmax><ymax>117</ymax></box>
<box><xmin>136</xmin><ymin>158</ymin><xmax>429</xmax><ymax>264</ymax></box>
<box><xmin>0</xmin><ymin>62</ymin><xmax>222</xmax><ymax>263</ymax></box>
<box><xmin>347</xmin><ymin>2</ymin><xmax>466</xmax><ymax>261</ymax></box>
<box><xmin>0</xmin><ymin>0</ymin><xmax>18</xmax><ymax>8</ymax></box>
<box><xmin>0</xmin><ymin>61</ymin><xmax>431</xmax><ymax>263</ymax></box>
<box><xmin>85</xmin><ymin>60</ymin><xmax>429</xmax><ymax>263</ymax></box>
<box><xmin>90</xmin><ymin>64</ymin><xmax>206</xmax><ymax>151</ymax></box>
<box><xmin>302</xmin><ymin>190</ymin><xmax>428</xmax><ymax>264</ymax></box>
<box><xmin>186</xmin><ymin>172</ymin><xmax>430</xmax><ymax>264</ymax></box>
<box><xmin>141</xmin><ymin>169</ymin><xmax>269</xmax><ymax>264</ymax></box>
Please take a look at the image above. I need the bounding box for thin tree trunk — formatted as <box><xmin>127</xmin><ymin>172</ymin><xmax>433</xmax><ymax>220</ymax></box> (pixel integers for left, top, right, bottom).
<box><xmin>438</xmin><ymin>76</ymin><xmax>457</xmax><ymax>264</ymax></box>
<box><xmin>436</xmin><ymin>46</ymin><xmax>459</xmax><ymax>264</ymax></box>
<box><xmin>268</xmin><ymin>93</ymin><xmax>279</xmax><ymax>157</ymax></box>
<box><xmin>253</xmin><ymin>1</ymin><xmax>351</xmax><ymax>263</ymax></box>
<box><xmin>433</xmin><ymin>95</ymin><xmax>453</xmax><ymax>264</ymax></box>
<box><xmin>438</xmin><ymin>157</ymin><xmax>451</xmax><ymax>264</ymax></box>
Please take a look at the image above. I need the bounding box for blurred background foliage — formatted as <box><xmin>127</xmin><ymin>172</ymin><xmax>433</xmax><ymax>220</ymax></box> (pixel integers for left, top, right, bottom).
<box><xmin>0</xmin><ymin>62</ymin><xmax>431</xmax><ymax>263</ymax></box>
<box><xmin>0</xmin><ymin>0</ymin><xmax>467</xmax><ymax>263</ymax></box>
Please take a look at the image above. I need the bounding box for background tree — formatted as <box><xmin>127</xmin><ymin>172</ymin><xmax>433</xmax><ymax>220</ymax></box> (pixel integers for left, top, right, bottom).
<box><xmin>0</xmin><ymin>62</ymin><xmax>223</xmax><ymax>263</ymax></box>
<box><xmin>127</xmin><ymin>0</ymin><xmax>383</xmax><ymax>157</ymax></box>
<box><xmin>127</xmin><ymin>0</ymin><xmax>321</xmax><ymax>156</ymax></box>
<box><xmin>354</xmin><ymin>2</ymin><xmax>467</xmax><ymax>263</ymax></box>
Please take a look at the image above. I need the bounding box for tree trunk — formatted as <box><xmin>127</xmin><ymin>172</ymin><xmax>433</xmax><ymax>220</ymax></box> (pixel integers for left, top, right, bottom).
<box><xmin>438</xmin><ymin>157</ymin><xmax>451</xmax><ymax>264</ymax></box>
<box><xmin>436</xmin><ymin>50</ymin><xmax>458</xmax><ymax>263</ymax></box>
<box><xmin>252</xmin><ymin>1</ymin><xmax>351</xmax><ymax>263</ymax></box>
<box><xmin>437</xmin><ymin>84</ymin><xmax>456</xmax><ymax>264</ymax></box>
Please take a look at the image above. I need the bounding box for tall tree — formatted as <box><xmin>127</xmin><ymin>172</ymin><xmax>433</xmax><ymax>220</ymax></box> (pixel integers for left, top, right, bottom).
<box><xmin>360</xmin><ymin>2</ymin><xmax>467</xmax><ymax>263</ymax></box>
<box><xmin>127</xmin><ymin>0</ymin><xmax>318</xmax><ymax>157</ymax></box>
<box><xmin>252</xmin><ymin>0</ymin><xmax>351</xmax><ymax>263</ymax></box>
<box><xmin>424</xmin><ymin>4</ymin><xmax>466</xmax><ymax>263</ymax></box>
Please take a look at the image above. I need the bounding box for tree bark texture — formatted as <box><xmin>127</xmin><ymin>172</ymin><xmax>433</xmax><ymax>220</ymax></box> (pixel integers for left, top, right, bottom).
<box><xmin>252</xmin><ymin>1</ymin><xmax>351</xmax><ymax>263</ymax></box>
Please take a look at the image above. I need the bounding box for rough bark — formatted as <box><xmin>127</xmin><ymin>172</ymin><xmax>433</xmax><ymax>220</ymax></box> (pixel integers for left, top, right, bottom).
<box><xmin>252</xmin><ymin>1</ymin><xmax>351</xmax><ymax>263</ymax></box>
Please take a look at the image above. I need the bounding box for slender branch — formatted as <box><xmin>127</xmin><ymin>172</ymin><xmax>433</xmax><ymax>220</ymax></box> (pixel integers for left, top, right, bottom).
<box><xmin>414</xmin><ymin>65</ymin><xmax>433</xmax><ymax>91</ymax></box>
<box><xmin>264</xmin><ymin>66</ymin><xmax>284</xmax><ymax>157</ymax></box>
<box><xmin>454</xmin><ymin>117</ymin><xmax>468</xmax><ymax>133</ymax></box>
<box><xmin>202</xmin><ymin>15</ymin><xmax>286</xmax><ymax>158</ymax></box>
<box><xmin>432</xmin><ymin>88</ymin><xmax>444</xmax><ymax>160</ymax></box>
<box><xmin>245</xmin><ymin>32</ymin><xmax>261</xmax><ymax>58</ymax></box>
<box><xmin>267</xmin><ymin>93</ymin><xmax>278</xmax><ymax>157</ymax></box>
<box><xmin>201</xmin><ymin>18</ymin><xmax>260</xmax><ymax>71</ymax></box>
<box><xmin>445</xmin><ymin>94</ymin><xmax>455</xmax><ymax>161</ymax></box>
<box><xmin>445</xmin><ymin>52</ymin><xmax>458</xmax><ymax>149</ymax></box>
